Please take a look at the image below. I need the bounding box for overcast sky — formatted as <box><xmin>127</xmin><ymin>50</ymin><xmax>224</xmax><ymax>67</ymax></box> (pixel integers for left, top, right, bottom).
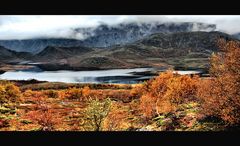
<box><xmin>0</xmin><ymin>15</ymin><xmax>240</xmax><ymax>40</ymax></box>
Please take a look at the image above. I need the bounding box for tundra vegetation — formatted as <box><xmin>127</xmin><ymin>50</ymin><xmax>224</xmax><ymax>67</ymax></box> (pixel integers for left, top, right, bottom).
<box><xmin>0</xmin><ymin>40</ymin><xmax>239</xmax><ymax>131</ymax></box>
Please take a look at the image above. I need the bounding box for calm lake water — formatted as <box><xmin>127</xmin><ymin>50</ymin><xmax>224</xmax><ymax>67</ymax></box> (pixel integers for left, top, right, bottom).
<box><xmin>0</xmin><ymin>67</ymin><xmax>202</xmax><ymax>84</ymax></box>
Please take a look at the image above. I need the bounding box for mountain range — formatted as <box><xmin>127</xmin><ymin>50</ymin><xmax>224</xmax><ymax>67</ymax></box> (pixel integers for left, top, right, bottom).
<box><xmin>0</xmin><ymin>30</ymin><xmax>238</xmax><ymax>72</ymax></box>
<box><xmin>0</xmin><ymin>22</ymin><xmax>217</xmax><ymax>53</ymax></box>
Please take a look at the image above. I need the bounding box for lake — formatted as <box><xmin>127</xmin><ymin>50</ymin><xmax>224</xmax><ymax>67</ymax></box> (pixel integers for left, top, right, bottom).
<box><xmin>0</xmin><ymin>67</ymin><xmax>202</xmax><ymax>84</ymax></box>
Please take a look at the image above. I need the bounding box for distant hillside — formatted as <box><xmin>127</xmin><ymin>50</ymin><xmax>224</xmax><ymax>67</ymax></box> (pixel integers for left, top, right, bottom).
<box><xmin>0</xmin><ymin>22</ymin><xmax>216</xmax><ymax>53</ymax></box>
<box><xmin>32</xmin><ymin>31</ymin><xmax>237</xmax><ymax>71</ymax></box>
<box><xmin>0</xmin><ymin>39</ymin><xmax>84</xmax><ymax>54</ymax></box>
<box><xmin>34</xmin><ymin>46</ymin><xmax>94</xmax><ymax>62</ymax></box>
<box><xmin>0</xmin><ymin>46</ymin><xmax>32</xmax><ymax>63</ymax></box>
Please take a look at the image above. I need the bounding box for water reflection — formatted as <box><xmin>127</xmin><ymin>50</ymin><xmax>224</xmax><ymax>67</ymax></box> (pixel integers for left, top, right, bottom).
<box><xmin>0</xmin><ymin>67</ymin><xmax>202</xmax><ymax>84</ymax></box>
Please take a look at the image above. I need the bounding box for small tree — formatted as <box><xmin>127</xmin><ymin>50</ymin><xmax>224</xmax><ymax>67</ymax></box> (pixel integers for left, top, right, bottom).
<box><xmin>199</xmin><ymin>40</ymin><xmax>240</xmax><ymax>125</ymax></box>
<box><xmin>140</xmin><ymin>71</ymin><xmax>199</xmax><ymax>118</ymax></box>
<box><xmin>0</xmin><ymin>85</ymin><xmax>6</xmax><ymax>106</ymax></box>
<box><xmin>81</xmin><ymin>97</ymin><xmax>111</xmax><ymax>131</ymax></box>
<box><xmin>5</xmin><ymin>83</ymin><xmax>21</xmax><ymax>102</ymax></box>
<box><xmin>0</xmin><ymin>83</ymin><xmax>21</xmax><ymax>106</ymax></box>
<box><xmin>25</xmin><ymin>98</ymin><xmax>61</xmax><ymax>131</ymax></box>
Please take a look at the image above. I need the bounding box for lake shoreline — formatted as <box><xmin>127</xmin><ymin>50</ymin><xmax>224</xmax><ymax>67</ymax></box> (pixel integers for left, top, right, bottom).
<box><xmin>1</xmin><ymin>62</ymin><xmax>209</xmax><ymax>72</ymax></box>
<box><xmin>0</xmin><ymin>64</ymin><xmax>209</xmax><ymax>84</ymax></box>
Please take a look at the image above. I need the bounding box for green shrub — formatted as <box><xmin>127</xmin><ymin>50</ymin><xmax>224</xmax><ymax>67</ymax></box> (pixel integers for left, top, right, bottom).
<box><xmin>81</xmin><ymin>97</ymin><xmax>112</xmax><ymax>131</ymax></box>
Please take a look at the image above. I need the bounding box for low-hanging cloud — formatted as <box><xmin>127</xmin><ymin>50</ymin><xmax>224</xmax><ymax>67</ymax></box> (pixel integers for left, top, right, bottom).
<box><xmin>0</xmin><ymin>15</ymin><xmax>240</xmax><ymax>40</ymax></box>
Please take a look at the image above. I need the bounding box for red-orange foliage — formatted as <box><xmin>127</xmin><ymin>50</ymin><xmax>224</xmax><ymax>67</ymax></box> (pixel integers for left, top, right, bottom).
<box><xmin>26</xmin><ymin>109</ymin><xmax>61</xmax><ymax>131</ymax></box>
<box><xmin>140</xmin><ymin>71</ymin><xmax>200</xmax><ymax>118</ymax></box>
<box><xmin>82</xmin><ymin>86</ymin><xmax>91</xmax><ymax>97</ymax></box>
<box><xmin>64</xmin><ymin>86</ymin><xmax>92</xmax><ymax>101</ymax></box>
<box><xmin>104</xmin><ymin>110</ymin><xmax>128</xmax><ymax>130</ymax></box>
<box><xmin>0</xmin><ymin>119</ymin><xmax>10</xmax><ymax>128</ymax></box>
<box><xmin>130</xmin><ymin>84</ymin><xmax>144</xmax><ymax>98</ymax></box>
<box><xmin>24</xmin><ymin>98</ymin><xmax>61</xmax><ymax>131</ymax></box>
<box><xmin>65</xmin><ymin>87</ymin><xmax>83</xmax><ymax>100</ymax></box>
<box><xmin>198</xmin><ymin>40</ymin><xmax>240</xmax><ymax>125</ymax></box>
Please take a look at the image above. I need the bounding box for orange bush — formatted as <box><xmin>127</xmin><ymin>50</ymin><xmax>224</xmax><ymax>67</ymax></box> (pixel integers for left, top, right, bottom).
<box><xmin>0</xmin><ymin>82</ymin><xmax>21</xmax><ymax>105</ymax></box>
<box><xmin>0</xmin><ymin>85</ymin><xmax>6</xmax><ymax>105</ymax></box>
<box><xmin>164</xmin><ymin>75</ymin><xmax>199</xmax><ymax>104</ymax></box>
<box><xmin>23</xmin><ymin>89</ymin><xmax>35</xmax><ymax>98</ymax></box>
<box><xmin>199</xmin><ymin>40</ymin><xmax>240</xmax><ymax>125</ymax></box>
<box><xmin>140</xmin><ymin>94</ymin><xmax>158</xmax><ymax>118</ymax></box>
<box><xmin>139</xmin><ymin>71</ymin><xmax>200</xmax><ymax>118</ymax></box>
<box><xmin>25</xmin><ymin>109</ymin><xmax>61</xmax><ymax>131</ymax></box>
<box><xmin>65</xmin><ymin>87</ymin><xmax>83</xmax><ymax>101</ymax></box>
<box><xmin>82</xmin><ymin>86</ymin><xmax>91</xmax><ymax>98</ymax></box>
<box><xmin>44</xmin><ymin>90</ymin><xmax>59</xmax><ymax>98</ymax></box>
<box><xmin>130</xmin><ymin>84</ymin><xmax>144</xmax><ymax>99</ymax></box>
<box><xmin>24</xmin><ymin>97</ymin><xmax>61</xmax><ymax>131</ymax></box>
<box><xmin>22</xmin><ymin>90</ymin><xmax>48</xmax><ymax>104</ymax></box>
<box><xmin>103</xmin><ymin>110</ymin><xmax>128</xmax><ymax>131</ymax></box>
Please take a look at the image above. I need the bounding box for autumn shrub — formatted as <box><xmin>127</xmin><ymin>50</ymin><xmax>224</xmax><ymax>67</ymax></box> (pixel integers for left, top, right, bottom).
<box><xmin>23</xmin><ymin>89</ymin><xmax>35</xmax><ymax>97</ymax></box>
<box><xmin>0</xmin><ymin>85</ymin><xmax>6</xmax><ymax>105</ymax></box>
<box><xmin>26</xmin><ymin>109</ymin><xmax>61</xmax><ymax>131</ymax></box>
<box><xmin>24</xmin><ymin>97</ymin><xmax>61</xmax><ymax>131</ymax></box>
<box><xmin>21</xmin><ymin>90</ymin><xmax>48</xmax><ymax>105</ymax></box>
<box><xmin>102</xmin><ymin>90</ymin><xmax>132</xmax><ymax>102</ymax></box>
<box><xmin>103</xmin><ymin>110</ymin><xmax>128</xmax><ymax>131</ymax></box>
<box><xmin>139</xmin><ymin>71</ymin><xmax>200</xmax><ymax>119</ymax></box>
<box><xmin>198</xmin><ymin>40</ymin><xmax>240</xmax><ymax>125</ymax></box>
<box><xmin>130</xmin><ymin>84</ymin><xmax>144</xmax><ymax>98</ymax></box>
<box><xmin>45</xmin><ymin>90</ymin><xmax>59</xmax><ymax>98</ymax></box>
<box><xmin>65</xmin><ymin>87</ymin><xmax>83</xmax><ymax>100</ymax></box>
<box><xmin>5</xmin><ymin>83</ymin><xmax>21</xmax><ymax>103</ymax></box>
<box><xmin>0</xmin><ymin>83</ymin><xmax>21</xmax><ymax>106</ymax></box>
<box><xmin>0</xmin><ymin>119</ymin><xmax>10</xmax><ymax>128</ymax></box>
<box><xmin>164</xmin><ymin>75</ymin><xmax>199</xmax><ymax>104</ymax></box>
<box><xmin>80</xmin><ymin>97</ymin><xmax>111</xmax><ymax>131</ymax></box>
<box><xmin>82</xmin><ymin>86</ymin><xmax>91</xmax><ymax>98</ymax></box>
